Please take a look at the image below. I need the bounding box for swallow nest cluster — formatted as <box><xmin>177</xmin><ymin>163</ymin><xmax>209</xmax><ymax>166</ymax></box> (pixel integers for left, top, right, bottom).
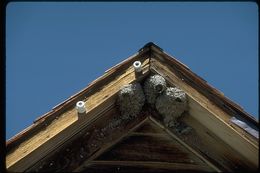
<box><xmin>117</xmin><ymin>74</ymin><xmax>188</xmax><ymax>127</ymax></box>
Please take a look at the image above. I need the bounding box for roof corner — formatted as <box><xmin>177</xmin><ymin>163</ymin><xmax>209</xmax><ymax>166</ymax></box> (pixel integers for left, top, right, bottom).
<box><xmin>138</xmin><ymin>42</ymin><xmax>164</xmax><ymax>53</ymax></box>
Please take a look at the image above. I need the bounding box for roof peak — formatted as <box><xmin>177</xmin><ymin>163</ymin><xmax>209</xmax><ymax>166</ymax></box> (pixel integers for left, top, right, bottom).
<box><xmin>138</xmin><ymin>42</ymin><xmax>163</xmax><ymax>52</ymax></box>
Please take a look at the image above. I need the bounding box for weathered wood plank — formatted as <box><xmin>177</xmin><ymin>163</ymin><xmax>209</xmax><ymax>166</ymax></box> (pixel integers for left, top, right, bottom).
<box><xmin>151</xmin><ymin>51</ymin><xmax>258</xmax><ymax>136</ymax></box>
<box><xmin>95</xmin><ymin>134</ymin><xmax>210</xmax><ymax>166</ymax></box>
<box><xmin>6</xmin><ymin>49</ymin><xmax>150</xmax><ymax>151</ymax></box>
<box><xmin>85</xmin><ymin>161</ymin><xmax>214</xmax><ymax>172</ymax></box>
<box><xmin>188</xmin><ymin>98</ymin><xmax>258</xmax><ymax>169</ymax></box>
<box><xmin>87</xmin><ymin>118</ymin><xmax>217</xmax><ymax>172</ymax></box>
<box><xmin>134</xmin><ymin>120</ymin><xmax>164</xmax><ymax>134</ymax></box>
<box><xmin>150</xmin><ymin>58</ymin><xmax>258</xmax><ymax>167</ymax></box>
<box><xmin>73</xmin><ymin>116</ymin><xmax>150</xmax><ymax>172</ymax></box>
<box><xmin>148</xmin><ymin>117</ymin><xmax>221</xmax><ymax>172</ymax></box>
<box><xmin>129</xmin><ymin>132</ymin><xmax>166</xmax><ymax>137</ymax></box>
<box><xmin>151</xmin><ymin>46</ymin><xmax>253</xmax><ymax>119</ymax></box>
<box><xmin>10</xmin><ymin>98</ymin><xmax>115</xmax><ymax>172</ymax></box>
<box><xmin>7</xmin><ymin>57</ymin><xmax>150</xmax><ymax>172</ymax></box>
<box><xmin>26</xmin><ymin>106</ymin><xmax>150</xmax><ymax>172</ymax></box>
<box><xmin>181</xmin><ymin>110</ymin><xmax>256</xmax><ymax>171</ymax></box>
<box><xmin>149</xmin><ymin>107</ymin><xmax>257</xmax><ymax>172</ymax></box>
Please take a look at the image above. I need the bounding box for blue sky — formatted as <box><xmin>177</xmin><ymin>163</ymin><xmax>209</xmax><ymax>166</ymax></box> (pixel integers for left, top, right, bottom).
<box><xmin>6</xmin><ymin>2</ymin><xmax>258</xmax><ymax>140</ymax></box>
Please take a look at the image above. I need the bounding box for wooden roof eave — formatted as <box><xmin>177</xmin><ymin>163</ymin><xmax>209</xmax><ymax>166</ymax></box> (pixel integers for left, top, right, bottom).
<box><xmin>149</xmin><ymin>43</ymin><xmax>257</xmax><ymax>126</ymax></box>
<box><xmin>6</xmin><ymin>47</ymin><xmax>151</xmax><ymax>172</ymax></box>
<box><xmin>148</xmin><ymin>43</ymin><xmax>258</xmax><ymax>167</ymax></box>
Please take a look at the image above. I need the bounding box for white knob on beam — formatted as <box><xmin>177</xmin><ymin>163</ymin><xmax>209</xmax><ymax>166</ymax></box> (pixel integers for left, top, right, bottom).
<box><xmin>76</xmin><ymin>101</ymin><xmax>86</xmax><ymax>114</ymax></box>
<box><xmin>133</xmin><ymin>61</ymin><xmax>142</xmax><ymax>73</ymax></box>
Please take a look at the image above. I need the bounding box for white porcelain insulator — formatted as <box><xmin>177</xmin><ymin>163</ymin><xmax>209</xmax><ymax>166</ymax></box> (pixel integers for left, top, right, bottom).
<box><xmin>133</xmin><ymin>61</ymin><xmax>142</xmax><ymax>72</ymax></box>
<box><xmin>76</xmin><ymin>101</ymin><xmax>86</xmax><ymax>113</ymax></box>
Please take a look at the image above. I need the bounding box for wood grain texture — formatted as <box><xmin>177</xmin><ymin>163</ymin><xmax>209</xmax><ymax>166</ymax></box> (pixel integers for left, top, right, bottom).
<box><xmin>73</xmin><ymin>111</ymin><xmax>151</xmax><ymax>172</ymax></box>
<box><xmin>151</xmin><ymin>45</ymin><xmax>257</xmax><ymax>128</ymax></box>
<box><xmin>6</xmin><ymin>48</ymin><xmax>150</xmax><ymax>150</ymax></box>
<box><xmin>134</xmin><ymin>120</ymin><xmax>163</xmax><ymax>134</ymax></box>
<box><xmin>96</xmin><ymin>134</ymin><xmax>204</xmax><ymax>164</ymax></box>
<box><xmin>6</xmin><ymin>53</ymin><xmax>150</xmax><ymax>172</ymax></box>
<box><xmin>150</xmin><ymin>50</ymin><xmax>258</xmax><ymax>137</ymax></box>
<box><xmin>84</xmin><ymin>161</ymin><xmax>213</xmax><ymax>173</ymax></box>
<box><xmin>82</xmin><ymin>119</ymin><xmax>215</xmax><ymax>172</ymax></box>
<box><xmin>188</xmin><ymin>97</ymin><xmax>258</xmax><ymax>166</ymax></box>
<box><xmin>150</xmin><ymin>57</ymin><xmax>258</xmax><ymax>168</ymax></box>
<box><xmin>26</xmin><ymin>106</ymin><xmax>150</xmax><ymax>172</ymax></box>
<box><xmin>149</xmin><ymin>108</ymin><xmax>257</xmax><ymax>172</ymax></box>
<box><xmin>181</xmin><ymin>111</ymin><xmax>256</xmax><ymax>171</ymax></box>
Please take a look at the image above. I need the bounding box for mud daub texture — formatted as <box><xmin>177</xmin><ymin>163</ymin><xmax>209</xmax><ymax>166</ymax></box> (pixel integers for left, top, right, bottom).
<box><xmin>117</xmin><ymin>83</ymin><xmax>145</xmax><ymax>119</ymax></box>
<box><xmin>156</xmin><ymin>87</ymin><xmax>188</xmax><ymax>127</ymax></box>
<box><xmin>143</xmin><ymin>74</ymin><xmax>167</xmax><ymax>105</ymax></box>
<box><xmin>117</xmin><ymin>75</ymin><xmax>188</xmax><ymax>127</ymax></box>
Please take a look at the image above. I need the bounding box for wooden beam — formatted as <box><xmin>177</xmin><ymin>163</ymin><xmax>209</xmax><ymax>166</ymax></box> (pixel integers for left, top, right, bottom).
<box><xmin>151</xmin><ymin>45</ymin><xmax>257</xmax><ymax>124</ymax></box>
<box><xmin>149</xmin><ymin>117</ymin><xmax>221</xmax><ymax>172</ymax></box>
<box><xmin>6</xmin><ymin>56</ymin><xmax>150</xmax><ymax>172</ymax></box>
<box><xmin>150</xmin><ymin>50</ymin><xmax>258</xmax><ymax>135</ymax></box>
<box><xmin>88</xmin><ymin>161</ymin><xmax>214</xmax><ymax>171</ymax></box>
<box><xmin>74</xmin><ymin>118</ymin><xmax>149</xmax><ymax>172</ymax></box>
<box><xmin>181</xmin><ymin>110</ymin><xmax>256</xmax><ymax>171</ymax></box>
<box><xmin>189</xmin><ymin>98</ymin><xmax>258</xmax><ymax>165</ymax></box>
<box><xmin>150</xmin><ymin>57</ymin><xmax>258</xmax><ymax>167</ymax></box>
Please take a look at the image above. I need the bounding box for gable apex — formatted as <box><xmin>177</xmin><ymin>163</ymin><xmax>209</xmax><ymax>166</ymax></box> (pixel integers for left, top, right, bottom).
<box><xmin>138</xmin><ymin>42</ymin><xmax>164</xmax><ymax>52</ymax></box>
